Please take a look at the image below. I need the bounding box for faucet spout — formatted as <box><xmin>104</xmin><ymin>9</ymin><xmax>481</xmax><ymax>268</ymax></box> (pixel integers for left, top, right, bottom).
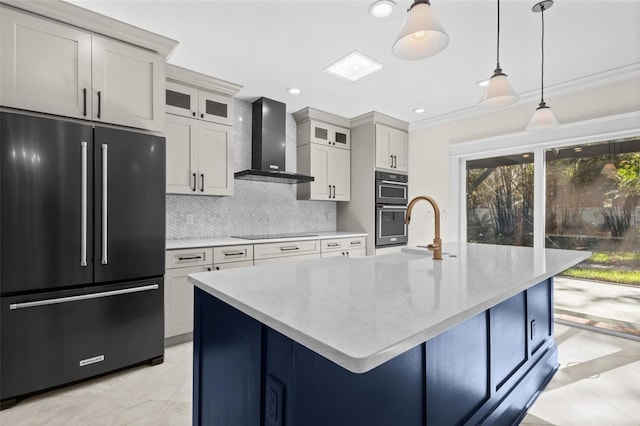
<box><xmin>405</xmin><ymin>195</ymin><xmax>443</xmax><ymax>260</ymax></box>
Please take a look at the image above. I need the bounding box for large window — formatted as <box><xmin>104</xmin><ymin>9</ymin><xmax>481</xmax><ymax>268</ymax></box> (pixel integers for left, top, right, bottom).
<box><xmin>466</xmin><ymin>153</ymin><xmax>534</xmax><ymax>247</ymax></box>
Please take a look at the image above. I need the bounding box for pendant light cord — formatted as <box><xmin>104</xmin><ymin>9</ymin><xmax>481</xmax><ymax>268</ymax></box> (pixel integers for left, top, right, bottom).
<box><xmin>540</xmin><ymin>4</ymin><xmax>545</xmax><ymax>104</ymax></box>
<box><xmin>496</xmin><ymin>0</ymin><xmax>501</xmax><ymax>68</ymax></box>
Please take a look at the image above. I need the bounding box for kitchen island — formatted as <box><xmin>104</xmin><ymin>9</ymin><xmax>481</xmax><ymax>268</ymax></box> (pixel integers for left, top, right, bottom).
<box><xmin>188</xmin><ymin>243</ymin><xmax>590</xmax><ymax>426</ymax></box>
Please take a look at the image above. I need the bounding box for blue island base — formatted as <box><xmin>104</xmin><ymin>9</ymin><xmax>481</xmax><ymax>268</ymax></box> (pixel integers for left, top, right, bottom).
<box><xmin>193</xmin><ymin>279</ymin><xmax>557</xmax><ymax>426</ymax></box>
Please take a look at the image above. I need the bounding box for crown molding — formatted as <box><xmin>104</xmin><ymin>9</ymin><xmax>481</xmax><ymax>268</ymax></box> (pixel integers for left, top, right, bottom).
<box><xmin>350</xmin><ymin>111</ymin><xmax>409</xmax><ymax>131</ymax></box>
<box><xmin>292</xmin><ymin>107</ymin><xmax>350</xmax><ymax>127</ymax></box>
<box><xmin>1</xmin><ymin>0</ymin><xmax>178</xmax><ymax>58</ymax></box>
<box><xmin>166</xmin><ymin>64</ymin><xmax>242</xmax><ymax>97</ymax></box>
<box><xmin>411</xmin><ymin>63</ymin><xmax>640</xmax><ymax>132</ymax></box>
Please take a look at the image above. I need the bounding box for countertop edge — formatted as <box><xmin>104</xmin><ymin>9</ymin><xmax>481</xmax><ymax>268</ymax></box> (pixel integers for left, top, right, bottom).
<box><xmin>166</xmin><ymin>232</ymin><xmax>368</xmax><ymax>250</ymax></box>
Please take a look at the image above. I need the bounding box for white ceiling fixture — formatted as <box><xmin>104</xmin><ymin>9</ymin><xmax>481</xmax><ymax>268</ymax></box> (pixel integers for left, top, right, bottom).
<box><xmin>324</xmin><ymin>51</ymin><xmax>384</xmax><ymax>82</ymax></box>
<box><xmin>478</xmin><ymin>0</ymin><xmax>518</xmax><ymax>108</ymax></box>
<box><xmin>286</xmin><ymin>87</ymin><xmax>301</xmax><ymax>95</ymax></box>
<box><xmin>369</xmin><ymin>0</ymin><xmax>396</xmax><ymax>19</ymax></box>
<box><xmin>526</xmin><ymin>0</ymin><xmax>559</xmax><ymax>131</ymax></box>
<box><xmin>413</xmin><ymin>108</ymin><xmax>426</xmax><ymax>114</ymax></box>
<box><xmin>392</xmin><ymin>0</ymin><xmax>449</xmax><ymax>60</ymax></box>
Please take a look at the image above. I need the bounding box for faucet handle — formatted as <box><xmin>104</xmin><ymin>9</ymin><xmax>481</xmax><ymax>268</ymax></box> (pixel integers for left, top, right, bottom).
<box><xmin>427</xmin><ymin>244</ymin><xmax>440</xmax><ymax>251</ymax></box>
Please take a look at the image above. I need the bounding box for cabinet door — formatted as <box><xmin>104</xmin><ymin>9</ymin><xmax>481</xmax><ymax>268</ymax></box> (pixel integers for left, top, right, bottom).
<box><xmin>166</xmin><ymin>81</ymin><xmax>198</xmax><ymax>118</ymax></box>
<box><xmin>389</xmin><ymin>128</ymin><xmax>408</xmax><ymax>172</ymax></box>
<box><xmin>198</xmin><ymin>91</ymin><xmax>233</xmax><ymax>126</ymax></box>
<box><xmin>198</xmin><ymin>122</ymin><xmax>234</xmax><ymax>196</ymax></box>
<box><xmin>92</xmin><ymin>35</ymin><xmax>165</xmax><ymax>132</ymax></box>
<box><xmin>165</xmin><ymin>265</ymin><xmax>211</xmax><ymax>338</ymax></box>
<box><xmin>0</xmin><ymin>7</ymin><xmax>91</xmax><ymax>119</ymax></box>
<box><xmin>310</xmin><ymin>120</ymin><xmax>332</xmax><ymax>146</ymax></box>
<box><xmin>309</xmin><ymin>144</ymin><xmax>331</xmax><ymax>199</ymax></box>
<box><xmin>166</xmin><ymin>115</ymin><xmax>198</xmax><ymax>194</ymax></box>
<box><xmin>375</xmin><ymin>124</ymin><xmax>408</xmax><ymax>172</ymax></box>
<box><xmin>329</xmin><ymin>147</ymin><xmax>350</xmax><ymax>201</ymax></box>
<box><xmin>333</xmin><ymin>125</ymin><xmax>351</xmax><ymax>150</ymax></box>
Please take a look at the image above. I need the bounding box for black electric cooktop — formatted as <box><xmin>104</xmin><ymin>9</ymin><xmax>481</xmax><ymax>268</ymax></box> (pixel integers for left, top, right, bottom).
<box><xmin>230</xmin><ymin>233</ymin><xmax>318</xmax><ymax>240</ymax></box>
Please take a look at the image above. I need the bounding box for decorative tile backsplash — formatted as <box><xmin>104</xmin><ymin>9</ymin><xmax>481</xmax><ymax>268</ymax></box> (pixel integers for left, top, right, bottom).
<box><xmin>166</xmin><ymin>99</ymin><xmax>336</xmax><ymax>240</ymax></box>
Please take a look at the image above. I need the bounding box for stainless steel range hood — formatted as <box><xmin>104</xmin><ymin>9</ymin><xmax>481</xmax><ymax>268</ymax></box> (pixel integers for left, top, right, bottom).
<box><xmin>234</xmin><ymin>97</ymin><xmax>314</xmax><ymax>184</ymax></box>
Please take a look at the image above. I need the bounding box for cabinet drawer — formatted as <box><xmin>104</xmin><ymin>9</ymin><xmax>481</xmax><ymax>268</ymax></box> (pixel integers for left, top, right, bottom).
<box><xmin>254</xmin><ymin>240</ymin><xmax>320</xmax><ymax>260</ymax></box>
<box><xmin>321</xmin><ymin>237</ymin><xmax>366</xmax><ymax>253</ymax></box>
<box><xmin>166</xmin><ymin>248</ymin><xmax>213</xmax><ymax>269</ymax></box>
<box><xmin>213</xmin><ymin>245</ymin><xmax>254</xmax><ymax>264</ymax></box>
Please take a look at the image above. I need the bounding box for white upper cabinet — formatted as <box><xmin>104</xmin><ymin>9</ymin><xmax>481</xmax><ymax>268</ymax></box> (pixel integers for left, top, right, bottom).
<box><xmin>0</xmin><ymin>5</ymin><xmax>168</xmax><ymax>132</ymax></box>
<box><xmin>91</xmin><ymin>35</ymin><xmax>164</xmax><ymax>131</ymax></box>
<box><xmin>0</xmin><ymin>7</ymin><xmax>92</xmax><ymax>120</ymax></box>
<box><xmin>375</xmin><ymin>123</ymin><xmax>408</xmax><ymax>173</ymax></box>
<box><xmin>166</xmin><ymin>81</ymin><xmax>233</xmax><ymax>126</ymax></box>
<box><xmin>294</xmin><ymin>107</ymin><xmax>351</xmax><ymax>202</ymax></box>
<box><xmin>165</xmin><ymin>65</ymin><xmax>241</xmax><ymax>197</ymax></box>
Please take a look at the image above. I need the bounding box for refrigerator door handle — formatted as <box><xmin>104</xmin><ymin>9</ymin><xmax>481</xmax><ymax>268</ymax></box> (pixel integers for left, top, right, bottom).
<box><xmin>101</xmin><ymin>143</ymin><xmax>108</xmax><ymax>265</ymax></box>
<box><xmin>9</xmin><ymin>284</ymin><xmax>159</xmax><ymax>310</ymax></box>
<box><xmin>81</xmin><ymin>141</ymin><xmax>88</xmax><ymax>267</ymax></box>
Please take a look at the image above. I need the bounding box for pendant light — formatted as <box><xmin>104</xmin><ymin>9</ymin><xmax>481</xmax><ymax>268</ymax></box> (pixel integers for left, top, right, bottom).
<box><xmin>479</xmin><ymin>0</ymin><xmax>518</xmax><ymax>108</ymax></box>
<box><xmin>526</xmin><ymin>0</ymin><xmax>559</xmax><ymax>131</ymax></box>
<box><xmin>392</xmin><ymin>0</ymin><xmax>449</xmax><ymax>60</ymax></box>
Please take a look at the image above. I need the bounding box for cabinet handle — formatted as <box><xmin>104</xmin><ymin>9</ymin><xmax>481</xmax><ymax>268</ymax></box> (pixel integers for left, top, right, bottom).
<box><xmin>200</xmin><ymin>173</ymin><xmax>204</xmax><ymax>192</ymax></box>
<box><xmin>207</xmin><ymin>267</ymin><xmax>212</xmax><ymax>271</ymax></box>
<box><xmin>101</xmin><ymin>144</ymin><xmax>108</xmax><ymax>265</ymax></box>
<box><xmin>224</xmin><ymin>252</ymin><xmax>245</xmax><ymax>257</ymax></box>
<box><xmin>178</xmin><ymin>255</ymin><xmax>203</xmax><ymax>261</ymax></box>
<box><xmin>280</xmin><ymin>246</ymin><xmax>299</xmax><ymax>252</ymax></box>
<box><xmin>97</xmin><ymin>91</ymin><xmax>102</xmax><ymax>119</ymax></box>
<box><xmin>82</xmin><ymin>88</ymin><xmax>87</xmax><ymax>116</ymax></box>
<box><xmin>201</xmin><ymin>113</ymin><xmax>204</xmax><ymax>119</ymax></box>
<box><xmin>332</xmin><ymin>185</ymin><xmax>336</xmax><ymax>199</ymax></box>
<box><xmin>80</xmin><ymin>141</ymin><xmax>88</xmax><ymax>267</ymax></box>
<box><xmin>346</xmin><ymin>251</ymin><xmax>350</xmax><ymax>257</ymax></box>
<box><xmin>192</xmin><ymin>111</ymin><xmax>196</xmax><ymax>117</ymax></box>
<box><xmin>192</xmin><ymin>173</ymin><xmax>197</xmax><ymax>192</ymax></box>
<box><xmin>328</xmin><ymin>185</ymin><xmax>332</xmax><ymax>198</ymax></box>
<box><xmin>327</xmin><ymin>243</ymin><xmax>340</xmax><ymax>247</ymax></box>
<box><xmin>350</xmin><ymin>241</ymin><xmax>362</xmax><ymax>245</ymax></box>
<box><xmin>215</xmin><ymin>266</ymin><xmax>220</xmax><ymax>271</ymax></box>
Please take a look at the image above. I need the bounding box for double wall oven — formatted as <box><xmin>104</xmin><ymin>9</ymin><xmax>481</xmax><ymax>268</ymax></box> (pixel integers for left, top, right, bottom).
<box><xmin>375</xmin><ymin>171</ymin><xmax>408</xmax><ymax>247</ymax></box>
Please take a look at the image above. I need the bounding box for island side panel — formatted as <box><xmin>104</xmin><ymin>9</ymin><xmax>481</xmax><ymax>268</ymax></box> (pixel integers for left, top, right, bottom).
<box><xmin>193</xmin><ymin>287</ymin><xmax>262</xmax><ymax>426</ymax></box>
<box><xmin>265</xmin><ymin>328</ymin><xmax>425</xmax><ymax>426</ymax></box>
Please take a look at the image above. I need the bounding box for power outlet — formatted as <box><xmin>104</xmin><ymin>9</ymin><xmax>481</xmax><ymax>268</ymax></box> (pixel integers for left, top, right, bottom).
<box><xmin>186</xmin><ymin>214</ymin><xmax>195</xmax><ymax>225</ymax></box>
<box><xmin>265</xmin><ymin>375</ymin><xmax>284</xmax><ymax>426</ymax></box>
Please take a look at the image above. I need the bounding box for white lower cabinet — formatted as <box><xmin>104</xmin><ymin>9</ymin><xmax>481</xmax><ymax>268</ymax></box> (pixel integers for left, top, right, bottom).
<box><xmin>320</xmin><ymin>237</ymin><xmax>366</xmax><ymax>258</ymax></box>
<box><xmin>164</xmin><ymin>248</ymin><xmax>213</xmax><ymax>338</ymax></box>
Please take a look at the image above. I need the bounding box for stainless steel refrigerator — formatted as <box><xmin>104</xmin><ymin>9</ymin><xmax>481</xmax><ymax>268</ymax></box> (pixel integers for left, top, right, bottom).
<box><xmin>0</xmin><ymin>111</ymin><xmax>166</xmax><ymax>408</ymax></box>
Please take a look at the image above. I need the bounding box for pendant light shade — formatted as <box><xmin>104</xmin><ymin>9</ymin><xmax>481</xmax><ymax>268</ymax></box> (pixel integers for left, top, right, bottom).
<box><xmin>392</xmin><ymin>0</ymin><xmax>449</xmax><ymax>60</ymax></box>
<box><xmin>526</xmin><ymin>102</ymin><xmax>559</xmax><ymax>130</ymax></box>
<box><xmin>479</xmin><ymin>0</ymin><xmax>518</xmax><ymax>108</ymax></box>
<box><xmin>527</xmin><ymin>0</ymin><xmax>558</xmax><ymax>131</ymax></box>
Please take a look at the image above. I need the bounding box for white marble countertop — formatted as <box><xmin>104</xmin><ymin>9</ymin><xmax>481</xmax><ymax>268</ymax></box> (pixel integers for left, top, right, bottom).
<box><xmin>166</xmin><ymin>231</ymin><xmax>367</xmax><ymax>250</ymax></box>
<box><xmin>189</xmin><ymin>243</ymin><xmax>590</xmax><ymax>374</ymax></box>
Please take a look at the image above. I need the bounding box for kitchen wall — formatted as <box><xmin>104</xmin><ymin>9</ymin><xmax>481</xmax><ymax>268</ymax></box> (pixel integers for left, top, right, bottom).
<box><xmin>407</xmin><ymin>76</ymin><xmax>640</xmax><ymax>247</ymax></box>
<box><xmin>166</xmin><ymin>99</ymin><xmax>336</xmax><ymax>240</ymax></box>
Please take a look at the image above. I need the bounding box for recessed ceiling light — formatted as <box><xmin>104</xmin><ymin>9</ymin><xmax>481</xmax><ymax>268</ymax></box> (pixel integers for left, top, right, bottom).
<box><xmin>477</xmin><ymin>79</ymin><xmax>491</xmax><ymax>88</ymax></box>
<box><xmin>324</xmin><ymin>51</ymin><xmax>384</xmax><ymax>82</ymax></box>
<box><xmin>413</xmin><ymin>108</ymin><xmax>425</xmax><ymax>114</ymax></box>
<box><xmin>286</xmin><ymin>87</ymin><xmax>301</xmax><ymax>95</ymax></box>
<box><xmin>369</xmin><ymin>0</ymin><xmax>396</xmax><ymax>18</ymax></box>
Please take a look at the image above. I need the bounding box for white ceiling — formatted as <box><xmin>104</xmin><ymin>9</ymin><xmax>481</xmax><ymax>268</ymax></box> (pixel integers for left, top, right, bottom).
<box><xmin>66</xmin><ymin>0</ymin><xmax>640</xmax><ymax>126</ymax></box>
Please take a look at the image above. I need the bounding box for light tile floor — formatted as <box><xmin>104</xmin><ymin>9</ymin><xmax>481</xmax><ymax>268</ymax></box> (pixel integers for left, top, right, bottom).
<box><xmin>2</xmin><ymin>323</ymin><xmax>638</xmax><ymax>425</ymax></box>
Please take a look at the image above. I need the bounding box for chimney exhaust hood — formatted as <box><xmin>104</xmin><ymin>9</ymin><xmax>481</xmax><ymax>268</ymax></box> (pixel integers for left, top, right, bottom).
<box><xmin>234</xmin><ymin>97</ymin><xmax>314</xmax><ymax>184</ymax></box>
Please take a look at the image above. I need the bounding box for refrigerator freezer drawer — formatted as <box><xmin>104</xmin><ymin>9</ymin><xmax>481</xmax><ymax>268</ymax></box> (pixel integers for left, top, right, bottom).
<box><xmin>0</xmin><ymin>279</ymin><xmax>164</xmax><ymax>401</ymax></box>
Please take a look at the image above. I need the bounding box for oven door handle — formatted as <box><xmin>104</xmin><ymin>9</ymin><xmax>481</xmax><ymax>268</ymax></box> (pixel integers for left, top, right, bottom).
<box><xmin>377</xmin><ymin>205</ymin><xmax>407</xmax><ymax>210</ymax></box>
<box><xmin>380</xmin><ymin>180</ymin><xmax>408</xmax><ymax>186</ymax></box>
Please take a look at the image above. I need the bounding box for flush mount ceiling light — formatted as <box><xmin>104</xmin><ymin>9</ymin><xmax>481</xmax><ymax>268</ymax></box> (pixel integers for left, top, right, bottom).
<box><xmin>324</xmin><ymin>51</ymin><xmax>384</xmax><ymax>82</ymax></box>
<box><xmin>526</xmin><ymin>0</ymin><xmax>559</xmax><ymax>131</ymax></box>
<box><xmin>479</xmin><ymin>0</ymin><xmax>518</xmax><ymax>108</ymax></box>
<box><xmin>286</xmin><ymin>87</ymin><xmax>301</xmax><ymax>95</ymax></box>
<box><xmin>413</xmin><ymin>108</ymin><xmax>425</xmax><ymax>114</ymax></box>
<box><xmin>369</xmin><ymin>0</ymin><xmax>396</xmax><ymax>18</ymax></box>
<box><xmin>392</xmin><ymin>0</ymin><xmax>449</xmax><ymax>60</ymax></box>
